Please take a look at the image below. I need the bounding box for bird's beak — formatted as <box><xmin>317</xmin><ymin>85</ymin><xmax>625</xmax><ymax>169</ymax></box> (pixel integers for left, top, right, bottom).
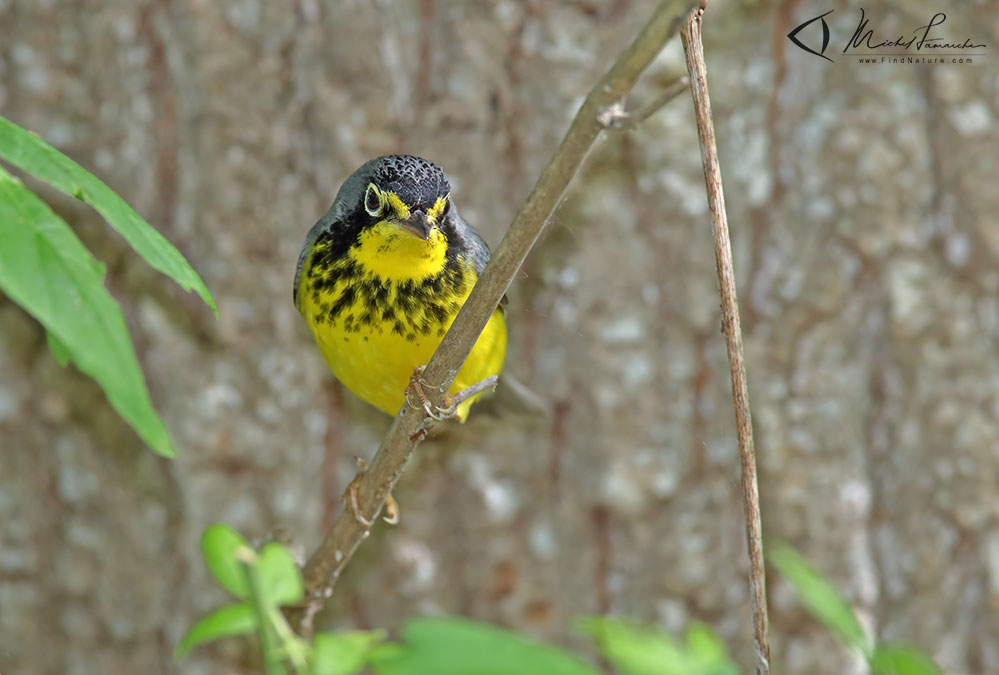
<box><xmin>399</xmin><ymin>210</ymin><xmax>433</xmax><ymax>240</ymax></box>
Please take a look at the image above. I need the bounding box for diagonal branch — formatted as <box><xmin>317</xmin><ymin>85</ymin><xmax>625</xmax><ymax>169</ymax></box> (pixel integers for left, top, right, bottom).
<box><xmin>681</xmin><ymin>5</ymin><xmax>771</xmax><ymax>675</ymax></box>
<box><xmin>288</xmin><ymin>0</ymin><xmax>699</xmax><ymax>635</ymax></box>
<box><xmin>597</xmin><ymin>75</ymin><xmax>690</xmax><ymax>130</ymax></box>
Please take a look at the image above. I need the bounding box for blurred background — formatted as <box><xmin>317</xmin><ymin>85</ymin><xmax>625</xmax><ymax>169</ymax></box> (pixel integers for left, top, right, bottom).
<box><xmin>1</xmin><ymin>0</ymin><xmax>996</xmax><ymax>673</ymax></box>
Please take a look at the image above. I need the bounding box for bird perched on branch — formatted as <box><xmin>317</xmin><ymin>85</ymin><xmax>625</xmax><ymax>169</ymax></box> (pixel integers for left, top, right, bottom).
<box><xmin>294</xmin><ymin>155</ymin><xmax>507</xmax><ymax>422</ymax></box>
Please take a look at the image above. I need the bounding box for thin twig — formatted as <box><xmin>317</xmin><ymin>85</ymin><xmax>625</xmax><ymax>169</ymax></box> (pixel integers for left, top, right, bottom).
<box><xmin>448</xmin><ymin>374</ymin><xmax>499</xmax><ymax>408</ymax></box>
<box><xmin>681</xmin><ymin>5</ymin><xmax>770</xmax><ymax>675</ymax></box>
<box><xmin>597</xmin><ymin>76</ymin><xmax>690</xmax><ymax>130</ymax></box>
<box><xmin>287</xmin><ymin>0</ymin><xmax>699</xmax><ymax>636</ymax></box>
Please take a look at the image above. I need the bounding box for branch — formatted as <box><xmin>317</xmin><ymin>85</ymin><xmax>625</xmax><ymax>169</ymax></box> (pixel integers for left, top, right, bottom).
<box><xmin>681</xmin><ymin>5</ymin><xmax>770</xmax><ymax>675</ymax></box>
<box><xmin>597</xmin><ymin>76</ymin><xmax>690</xmax><ymax>130</ymax></box>
<box><xmin>288</xmin><ymin>0</ymin><xmax>699</xmax><ymax>635</ymax></box>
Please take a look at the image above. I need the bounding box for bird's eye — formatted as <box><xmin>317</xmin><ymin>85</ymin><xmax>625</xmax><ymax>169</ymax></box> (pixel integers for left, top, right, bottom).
<box><xmin>364</xmin><ymin>184</ymin><xmax>384</xmax><ymax>216</ymax></box>
<box><xmin>440</xmin><ymin>194</ymin><xmax>451</xmax><ymax>217</ymax></box>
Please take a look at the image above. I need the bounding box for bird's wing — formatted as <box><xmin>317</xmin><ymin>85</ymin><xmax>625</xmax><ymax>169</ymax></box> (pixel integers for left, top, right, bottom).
<box><xmin>453</xmin><ymin>212</ymin><xmax>508</xmax><ymax>308</ymax></box>
<box><xmin>293</xmin><ymin>212</ymin><xmax>334</xmax><ymax>310</ymax></box>
<box><xmin>454</xmin><ymin>213</ymin><xmax>492</xmax><ymax>276</ymax></box>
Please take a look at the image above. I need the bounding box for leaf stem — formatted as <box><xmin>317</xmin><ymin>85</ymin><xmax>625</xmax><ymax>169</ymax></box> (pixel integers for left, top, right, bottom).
<box><xmin>240</xmin><ymin>552</ymin><xmax>286</xmax><ymax>675</ymax></box>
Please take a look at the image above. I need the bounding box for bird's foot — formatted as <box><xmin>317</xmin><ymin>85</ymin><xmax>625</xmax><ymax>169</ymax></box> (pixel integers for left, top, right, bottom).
<box><xmin>341</xmin><ymin>457</ymin><xmax>400</xmax><ymax>527</ymax></box>
<box><xmin>405</xmin><ymin>365</ymin><xmax>499</xmax><ymax>422</ymax></box>
<box><xmin>405</xmin><ymin>365</ymin><xmax>448</xmax><ymax>420</ymax></box>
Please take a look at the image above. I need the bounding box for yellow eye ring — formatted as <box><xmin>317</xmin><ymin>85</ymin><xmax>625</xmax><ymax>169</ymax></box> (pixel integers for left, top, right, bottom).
<box><xmin>364</xmin><ymin>184</ymin><xmax>385</xmax><ymax>217</ymax></box>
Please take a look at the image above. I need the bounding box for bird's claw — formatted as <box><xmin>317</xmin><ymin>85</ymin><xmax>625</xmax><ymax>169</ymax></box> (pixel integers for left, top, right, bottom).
<box><xmin>383</xmin><ymin>492</ymin><xmax>400</xmax><ymax>525</ymax></box>
<box><xmin>342</xmin><ymin>464</ymin><xmax>374</xmax><ymax>528</ymax></box>
<box><xmin>405</xmin><ymin>365</ymin><xmax>459</xmax><ymax>421</ymax></box>
<box><xmin>341</xmin><ymin>457</ymin><xmax>400</xmax><ymax>527</ymax></box>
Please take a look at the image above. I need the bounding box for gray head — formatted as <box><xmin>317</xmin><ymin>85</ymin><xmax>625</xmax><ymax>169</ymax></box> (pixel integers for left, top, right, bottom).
<box><xmin>328</xmin><ymin>155</ymin><xmax>452</xmax><ymax>227</ymax></box>
<box><xmin>294</xmin><ymin>155</ymin><xmax>456</xmax><ymax>306</ymax></box>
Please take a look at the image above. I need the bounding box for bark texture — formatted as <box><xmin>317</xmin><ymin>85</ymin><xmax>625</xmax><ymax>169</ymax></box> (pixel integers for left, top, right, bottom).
<box><xmin>0</xmin><ymin>1</ymin><xmax>996</xmax><ymax>673</ymax></box>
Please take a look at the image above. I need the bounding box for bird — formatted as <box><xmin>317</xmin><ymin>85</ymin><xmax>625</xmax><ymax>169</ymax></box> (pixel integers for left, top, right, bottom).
<box><xmin>294</xmin><ymin>155</ymin><xmax>507</xmax><ymax>422</ymax></box>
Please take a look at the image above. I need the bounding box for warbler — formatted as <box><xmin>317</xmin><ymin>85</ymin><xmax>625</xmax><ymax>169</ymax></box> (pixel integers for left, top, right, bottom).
<box><xmin>294</xmin><ymin>155</ymin><xmax>507</xmax><ymax>421</ymax></box>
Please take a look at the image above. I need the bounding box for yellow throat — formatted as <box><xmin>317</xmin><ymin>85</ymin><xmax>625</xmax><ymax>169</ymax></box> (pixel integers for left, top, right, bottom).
<box><xmin>297</xmin><ymin>219</ymin><xmax>506</xmax><ymax>421</ymax></box>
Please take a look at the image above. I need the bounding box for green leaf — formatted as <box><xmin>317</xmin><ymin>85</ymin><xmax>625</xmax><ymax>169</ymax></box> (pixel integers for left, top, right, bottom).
<box><xmin>870</xmin><ymin>644</ymin><xmax>940</xmax><ymax>675</ymax></box>
<box><xmin>685</xmin><ymin>624</ymin><xmax>736</xmax><ymax>671</ymax></box>
<box><xmin>46</xmin><ymin>329</ymin><xmax>72</xmax><ymax>366</ymax></box>
<box><xmin>0</xmin><ymin>167</ymin><xmax>175</xmax><ymax>456</ymax></box>
<box><xmin>311</xmin><ymin>630</ymin><xmax>385</xmax><ymax>675</ymax></box>
<box><xmin>0</xmin><ymin>114</ymin><xmax>215</xmax><ymax>314</ymax></box>
<box><xmin>256</xmin><ymin>542</ymin><xmax>304</xmax><ymax>607</ymax></box>
<box><xmin>578</xmin><ymin>617</ymin><xmax>737</xmax><ymax>675</ymax></box>
<box><xmin>175</xmin><ymin>602</ymin><xmax>256</xmax><ymax>659</ymax></box>
<box><xmin>201</xmin><ymin>523</ymin><xmax>252</xmax><ymax>599</ymax></box>
<box><xmin>579</xmin><ymin>616</ymin><xmax>683</xmax><ymax>675</ymax></box>
<box><xmin>369</xmin><ymin>616</ymin><xmax>599</xmax><ymax>675</ymax></box>
<box><xmin>769</xmin><ymin>544</ymin><xmax>872</xmax><ymax>655</ymax></box>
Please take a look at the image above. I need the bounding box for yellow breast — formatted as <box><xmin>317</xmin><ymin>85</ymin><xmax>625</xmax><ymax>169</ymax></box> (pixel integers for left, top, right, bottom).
<box><xmin>297</xmin><ymin>221</ymin><xmax>506</xmax><ymax>421</ymax></box>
